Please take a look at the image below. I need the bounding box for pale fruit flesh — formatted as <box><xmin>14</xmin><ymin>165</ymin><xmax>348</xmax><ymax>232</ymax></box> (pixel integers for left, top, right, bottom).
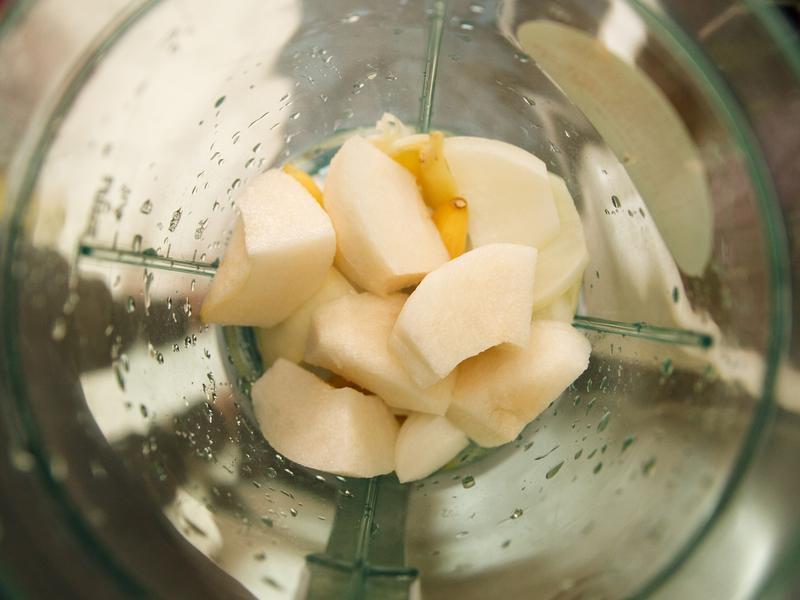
<box><xmin>390</xmin><ymin>243</ymin><xmax>538</xmax><ymax>388</ymax></box>
<box><xmin>200</xmin><ymin>169</ymin><xmax>336</xmax><ymax>328</ymax></box>
<box><xmin>443</xmin><ymin>136</ymin><xmax>561</xmax><ymax>249</ymax></box>
<box><xmin>448</xmin><ymin>320</ymin><xmax>591</xmax><ymax>447</ymax></box>
<box><xmin>251</xmin><ymin>359</ymin><xmax>398</xmax><ymax>477</ymax></box>
<box><xmin>305</xmin><ymin>293</ymin><xmax>455</xmax><ymax>415</ymax></box>
<box><xmin>323</xmin><ymin>136</ymin><xmax>449</xmax><ymax>294</ymax></box>
<box><xmin>370</xmin><ymin>112</ymin><xmax>414</xmax><ymax>153</ymax></box>
<box><xmin>282</xmin><ymin>163</ymin><xmax>324</xmax><ymax>206</ymax></box>
<box><xmin>532</xmin><ymin>174</ymin><xmax>590</xmax><ymax>310</ymax></box>
<box><xmin>256</xmin><ymin>268</ymin><xmax>355</xmax><ymax>366</ymax></box>
<box><xmin>533</xmin><ymin>280</ymin><xmax>582</xmax><ymax>324</ymax></box>
<box><xmin>395</xmin><ymin>413</ymin><xmax>469</xmax><ymax>483</ymax></box>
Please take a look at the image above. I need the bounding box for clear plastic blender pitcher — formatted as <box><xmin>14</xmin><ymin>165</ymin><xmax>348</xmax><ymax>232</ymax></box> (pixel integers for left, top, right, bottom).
<box><xmin>1</xmin><ymin>0</ymin><xmax>799</xmax><ymax>598</ymax></box>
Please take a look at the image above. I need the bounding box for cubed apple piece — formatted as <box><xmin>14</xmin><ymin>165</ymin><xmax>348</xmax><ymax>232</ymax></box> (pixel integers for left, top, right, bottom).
<box><xmin>443</xmin><ymin>136</ymin><xmax>560</xmax><ymax>249</ymax></box>
<box><xmin>200</xmin><ymin>169</ymin><xmax>336</xmax><ymax>328</ymax></box>
<box><xmin>390</xmin><ymin>243</ymin><xmax>538</xmax><ymax>388</ymax></box>
<box><xmin>395</xmin><ymin>413</ymin><xmax>469</xmax><ymax>483</ymax></box>
<box><xmin>532</xmin><ymin>174</ymin><xmax>589</xmax><ymax>309</ymax></box>
<box><xmin>323</xmin><ymin>136</ymin><xmax>449</xmax><ymax>294</ymax></box>
<box><xmin>282</xmin><ymin>163</ymin><xmax>324</xmax><ymax>206</ymax></box>
<box><xmin>448</xmin><ymin>320</ymin><xmax>591</xmax><ymax>447</ymax></box>
<box><xmin>533</xmin><ymin>280</ymin><xmax>582</xmax><ymax>324</ymax></box>
<box><xmin>305</xmin><ymin>293</ymin><xmax>455</xmax><ymax>415</ymax></box>
<box><xmin>256</xmin><ymin>268</ymin><xmax>355</xmax><ymax>366</ymax></box>
<box><xmin>252</xmin><ymin>359</ymin><xmax>398</xmax><ymax>477</ymax></box>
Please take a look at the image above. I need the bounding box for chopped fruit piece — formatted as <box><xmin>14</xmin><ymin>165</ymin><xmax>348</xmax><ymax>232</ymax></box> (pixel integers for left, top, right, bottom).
<box><xmin>371</xmin><ymin>112</ymin><xmax>414</xmax><ymax>153</ymax></box>
<box><xmin>256</xmin><ymin>268</ymin><xmax>355</xmax><ymax>366</ymax></box>
<box><xmin>532</xmin><ymin>174</ymin><xmax>590</xmax><ymax>309</ymax></box>
<box><xmin>395</xmin><ymin>413</ymin><xmax>469</xmax><ymax>483</ymax></box>
<box><xmin>391</xmin><ymin>146</ymin><xmax>422</xmax><ymax>179</ymax></box>
<box><xmin>390</xmin><ymin>243</ymin><xmax>538</xmax><ymax>388</ymax></box>
<box><xmin>324</xmin><ymin>136</ymin><xmax>449</xmax><ymax>294</ymax></box>
<box><xmin>443</xmin><ymin>136</ymin><xmax>561</xmax><ymax>249</ymax></box>
<box><xmin>448</xmin><ymin>321</ymin><xmax>591</xmax><ymax>447</ymax></box>
<box><xmin>237</xmin><ymin>126</ymin><xmax>595</xmax><ymax>482</ymax></box>
<box><xmin>388</xmin><ymin>133</ymin><xmax>429</xmax><ymax>155</ymax></box>
<box><xmin>200</xmin><ymin>169</ymin><xmax>335</xmax><ymax>328</ymax></box>
<box><xmin>432</xmin><ymin>197</ymin><xmax>469</xmax><ymax>258</ymax></box>
<box><xmin>282</xmin><ymin>163</ymin><xmax>324</xmax><ymax>206</ymax></box>
<box><xmin>533</xmin><ymin>280</ymin><xmax>581</xmax><ymax>324</ymax></box>
<box><xmin>419</xmin><ymin>131</ymin><xmax>460</xmax><ymax>209</ymax></box>
<box><xmin>387</xmin><ymin>133</ymin><xmax>429</xmax><ymax>180</ymax></box>
<box><xmin>252</xmin><ymin>359</ymin><xmax>398</xmax><ymax>477</ymax></box>
<box><xmin>306</xmin><ymin>293</ymin><xmax>454</xmax><ymax>415</ymax></box>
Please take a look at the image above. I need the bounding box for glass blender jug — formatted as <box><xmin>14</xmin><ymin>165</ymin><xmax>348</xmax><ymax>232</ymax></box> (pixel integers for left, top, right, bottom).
<box><xmin>1</xmin><ymin>0</ymin><xmax>798</xmax><ymax>598</ymax></box>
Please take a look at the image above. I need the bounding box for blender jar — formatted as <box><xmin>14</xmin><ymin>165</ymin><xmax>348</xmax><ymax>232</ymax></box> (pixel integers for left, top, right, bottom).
<box><xmin>1</xmin><ymin>0</ymin><xmax>798</xmax><ymax>598</ymax></box>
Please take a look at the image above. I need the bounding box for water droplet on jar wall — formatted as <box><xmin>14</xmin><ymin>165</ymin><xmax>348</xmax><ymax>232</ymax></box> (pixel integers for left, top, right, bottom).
<box><xmin>11</xmin><ymin>449</ymin><xmax>35</xmax><ymax>472</ymax></box>
<box><xmin>545</xmin><ymin>462</ymin><xmax>564</xmax><ymax>479</ymax></box>
<box><xmin>51</xmin><ymin>318</ymin><xmax>67</xmax><ymax>341</ymax></box>
<box><xmin>660</xmin><ymin>358</ymin><xmax>674</xmax><ymax>378</ymax></box>
<box><xmin>597</xmin><ymin>411</ymin><xmax>611</xmax><ymax>432</ymax></box>
<box><xmin>168</xmin><ymin>208</ymin><xmax>182</xmax><ymax>232</ymax></box>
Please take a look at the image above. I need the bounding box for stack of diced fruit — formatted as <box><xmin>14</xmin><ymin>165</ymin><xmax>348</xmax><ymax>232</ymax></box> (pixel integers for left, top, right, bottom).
<box><xmin>201</xmin><ymin>114</ymin><xmax>591</xmax><ymax>483</ymax></box>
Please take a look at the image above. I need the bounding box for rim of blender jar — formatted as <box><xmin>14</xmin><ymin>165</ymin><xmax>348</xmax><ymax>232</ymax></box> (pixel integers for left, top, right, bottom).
<box><xmin>0</xmin><ymin>1</ymin><xmax>795</xmax><ymax>597</ymax></box>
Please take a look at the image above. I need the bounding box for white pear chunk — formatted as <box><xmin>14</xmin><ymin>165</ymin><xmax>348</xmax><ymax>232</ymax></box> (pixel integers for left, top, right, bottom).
<box><xmin>324</xmin><ymin>135</ymin><xmax>449</xmax><ymax>294</ymax></box>
<box><xmin>533</xmin><ymin>280</ymin><xmax>582</xmax><ymax>324</ymax></box>
<box><xmin>532</xmin><ymin>174</ymin><xmax>590</xmax><ymax>309</ymax></box>
<box><xmin>443</xmin><ymin>136</ymin><xmax>560</xmax><ymax>249</ymax></box>
<box><xmin>390</xmin><ymin>243</ymin><xmax>538</xmax><ymax>388</ymax></box>
<box><xmin>256</xmin><ymin>268</ymin><xmax>355</xmax><ymax>366</ymax></box>
<box><xmin>305</xmin><ymin>293</ymin><xmax>455</xmax><ymax>415</ymax></box>
<box><xmin>252</xmin><ymin>359</ymin><xmax>398</xmax><ymax>477</ymax></box>
<box><xmin>395</xmin><ymin>413</ymin><xmax>469</xmax><ymax>483</ymax></box>
<box><xmin>200</xmin><ymin>169</ymin><xmax>336</xmax><ymax>328</ymax></box>
<box><xmin>448</xmin><ymin>320</ymin><xmax>591</xmax><ymax>447</ymax></box>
